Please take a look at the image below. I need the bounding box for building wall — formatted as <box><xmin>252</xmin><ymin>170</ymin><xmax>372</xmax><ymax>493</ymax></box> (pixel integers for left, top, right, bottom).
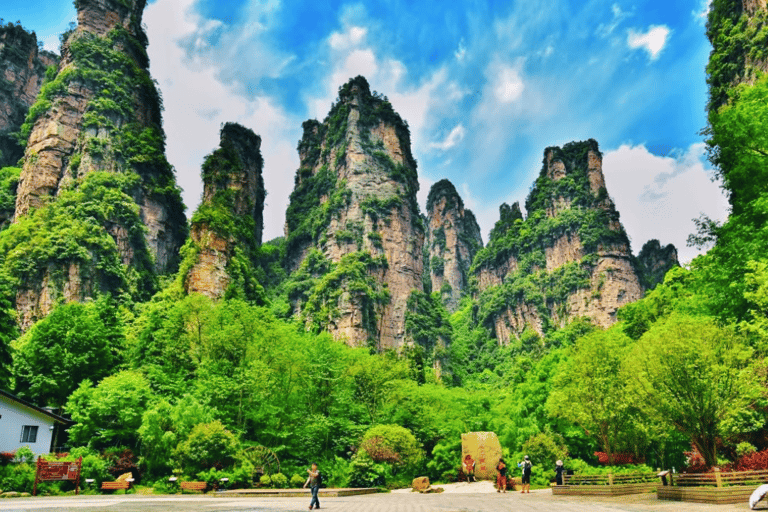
<box><xmin>0</xmin><ymin>394</ymin><xmax>55</xmax><ymax>454</ymax></box>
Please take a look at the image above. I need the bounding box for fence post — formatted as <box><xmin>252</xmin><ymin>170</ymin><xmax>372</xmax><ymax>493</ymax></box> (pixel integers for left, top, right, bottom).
<box><xmin>608</xmin><ymin>471</ymin><xmax>613</xmax><ymax>486</ymax></box>
<box><xmin>714</xmin><ymin>467</ymin><xmax>722</xmax><ymax>488</ymax></box>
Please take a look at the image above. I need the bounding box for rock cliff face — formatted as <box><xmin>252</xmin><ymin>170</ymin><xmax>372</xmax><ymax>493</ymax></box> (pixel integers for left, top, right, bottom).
<box><xmin>424</xmin><ymin>179</ymin><xmax>482</xmax><ymax>311</ymax></box>
<box><xmin>636</xmin><ymin>239</ymin><xmax>679</xmax><ymax>290</ymax></box>
<box><xmin>5</xmin><ymin>0</ymin><xmax>187</xmax><ymax>328</ymax></box>
<box><xmin>472</xmin><ymin>139</ymin><xmax>643</xmax><ymax>342</ymax></box>
<box><xmin>0</xmin><ymin>23</ymin><xmax>58</xmax><ymax>168</ymax></box>
<box><xmin>14</xmin><ymin>0</ymin><xmax>186</xmax><ymax>270</ymax></box>
<box><xmin>184</xmin><ymin>123</ymin><xmax>265</xmax><ymax>300</ymax></box>
<box><xmin>284</xmin><ymin>76</ymin><xmax>424</xmax><ymax>349</ymax></box>
<box><xmin>707</xmin><ymin>0</ymin><xmax>768</xmax><ymax>111</ymax></box>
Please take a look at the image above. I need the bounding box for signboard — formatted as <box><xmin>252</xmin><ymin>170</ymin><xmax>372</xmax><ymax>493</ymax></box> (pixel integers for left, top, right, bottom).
<box><xmin>461</xmin><ymin>432</ymin><xmax>502</xmax><ymax>480</ymax></box>
<box><xmin>33</xmin><ymin>456</ymin><xmax>82</xmax><ymax>496</ymax></box>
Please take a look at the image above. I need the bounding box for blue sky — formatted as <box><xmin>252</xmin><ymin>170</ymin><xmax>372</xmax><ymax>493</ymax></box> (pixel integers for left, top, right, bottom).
<box><xmin>10</xmin><ymin>0</ymin><xmax>726</xmax><ymax>262</ymax></box>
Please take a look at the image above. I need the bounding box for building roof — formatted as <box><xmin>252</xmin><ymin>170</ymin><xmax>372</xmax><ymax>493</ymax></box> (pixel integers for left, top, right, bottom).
<box><xmin>0</xmin><ymin>389</ymin><xmax>71</xmax><ymax>424</ymax></box>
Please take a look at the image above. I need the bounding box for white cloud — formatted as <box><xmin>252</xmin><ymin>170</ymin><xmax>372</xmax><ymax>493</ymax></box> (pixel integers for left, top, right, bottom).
<box><xmin>144</xmin><ymin>0</ymin><xmax>300</xmax><ymax>242</ymax></box>
<box><xmin>627</xmin><ymin>25</ymin><xmax>670</xmax><ymax>60</ymax></box>
<box><xmin>428</xmin><ymin>124</ymin><xmax>466</xmax><ymax>151</ymax></box>
<box><xmin>489</xmin><ymin>61</ymin><xmax>525</xmax><ymax>103</ymax></box>
<box><xmin>329</xmin><ymin>26</ymin><xmax>367</xmax><ymax>50</ymax></box>
<box><xmin>602</xmin><ymin>143</ymin><xmax>729</xmax><ymax>264</ymax></box>
<box><xmin>597</xmin><ymin>3</ymin><xmax>631</xmax><ymax>37</ymax></box>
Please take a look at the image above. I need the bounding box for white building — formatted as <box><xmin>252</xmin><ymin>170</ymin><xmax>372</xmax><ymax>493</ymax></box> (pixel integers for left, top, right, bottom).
<box><xmin>0</xmin><ymin>389</ymin><xmax>70</xmax><ymax>455</ymax></box>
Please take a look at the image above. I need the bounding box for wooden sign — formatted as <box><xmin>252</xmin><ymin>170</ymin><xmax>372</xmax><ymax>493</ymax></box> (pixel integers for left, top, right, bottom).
<box><xmin>33</xmin><ymin>456</ymin><xmax>82</xmax><ymax>496</ymax></box>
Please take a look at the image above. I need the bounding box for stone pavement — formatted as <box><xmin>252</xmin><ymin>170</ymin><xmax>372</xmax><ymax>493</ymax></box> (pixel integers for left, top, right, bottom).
<box><xmin>0</xmin><ymin>490</ymin><xmax>760</xmax><ymax>512</ymax></box>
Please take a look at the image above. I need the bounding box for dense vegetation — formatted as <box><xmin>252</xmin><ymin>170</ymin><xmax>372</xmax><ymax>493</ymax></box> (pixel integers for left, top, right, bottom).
<box><xmin>4</xmin><ymin>2</ymin><xmax>768</xmax><ymax>497</ymax></box>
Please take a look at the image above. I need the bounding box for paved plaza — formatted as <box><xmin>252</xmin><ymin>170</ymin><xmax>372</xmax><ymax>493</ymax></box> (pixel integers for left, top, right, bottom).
<box><xmin>0</xmin><ymin>490</ymin><xmax>760</xmax><ymax>512</ymax></box>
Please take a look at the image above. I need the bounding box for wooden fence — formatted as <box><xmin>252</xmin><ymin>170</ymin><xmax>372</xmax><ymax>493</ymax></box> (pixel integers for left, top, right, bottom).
<box><xmin>551</xmin><ymin>471</ymin><xmax>657</xmax><ymax>496</ymax></box>
<box><xmin>657</xmin><ymin>468</ymin><xmax>768</xmax><ymax>504</ymax></box>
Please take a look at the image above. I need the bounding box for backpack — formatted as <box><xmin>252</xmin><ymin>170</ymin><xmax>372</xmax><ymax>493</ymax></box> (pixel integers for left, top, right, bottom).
<box><xmin>524</xmin><ymin>461</ymin><xmax>532</xmax><ymax>470</ymax></box>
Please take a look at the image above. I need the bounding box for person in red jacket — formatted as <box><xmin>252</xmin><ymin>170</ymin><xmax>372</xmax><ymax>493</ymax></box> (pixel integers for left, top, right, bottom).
<box><xmin>496</xmin><ymin>458</ymin><xmax>508</xmax><ymax>493</ymax></box>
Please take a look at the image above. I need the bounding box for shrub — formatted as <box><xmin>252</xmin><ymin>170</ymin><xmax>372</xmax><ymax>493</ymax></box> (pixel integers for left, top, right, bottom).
<box><xmin>173</xmin><ymin>421</ymin><xmax>240</xmax><ymax>474</ymax></box>
<box><xmin>259</xmin><ymin>474</ymin><xmax>272</xmax><ymax>487</ymax></box>
<box><xmin>290</xmin><ymin>474</ymin><xmax>305</xmax><ymax>488</ymax></box>
<box><xmin>64</xmin><ymin>447</ymin><xmax>110</xmax><ymax>488</ymax></box>
<box><xmin>0</xmin><ymin>461</ymin><xmax>36</xmax><ymax>493</ymax></box>
<box><xmin>358</xmin><ymin>424</ymin><xmax>423</xmax><ymax>470</ymax></box>
<box><xmin>348</xmin><ymin>451</ymin><xmax>387</xmax><ymax>488</ymax></box>
<box><xmin>14</xmin><ymin>447</ymin><xmax>34</xmax><ymax>463</ymax></box>
<box><xmin>730</xmin><ymin>448</ymin><xmax>768</xmax><ymax>471</ymax></box>
<box><xmin>271</xmin><ymin>473</ymin><xmax>288</xmax><ymax>488</ymax></box>
<box><xmin>426</xmin><ymin>438</ymin><xmax>461</xmax><ymax>482</ymax></box>
<box><xmin>150</xmin><ymin>478</ymin><xmax>178</xmax><ymax>494</ymax></box>
<box><xmin>593</xmin><ymin>452</ymin><xmax>644</xmax><ymax>465</ymax></box>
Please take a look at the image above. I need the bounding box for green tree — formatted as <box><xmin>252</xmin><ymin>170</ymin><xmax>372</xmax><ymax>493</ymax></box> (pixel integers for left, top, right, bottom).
<box><xmin>625</xmin><ymin>313</ymin><xmax>761</xmax><ymax>467</ymax></box>
<box><xmin>173</xmin><ymin>420</ymin><xmax>240</xmax><ymax>473</ymax></box>
<box><xmin>67</xmin><ymin>370</ymin><xmax>154</xmax><ymax>449</ymax></box>
<box><xmin>521</xmin><ymin>430</ymin><xmax>569</xmax><ymax>469</ymax></box>
<box><xmin>547</xmin><ymin>328</ymin><xmax>638</xmax><ymax>465</ymax></box>
<box><xmin>138</xmin><ymin>395</ymin><xmax>217</xmax><ymax>477</ymax></box>
<box><xmin>13</xmin><ymin>300</ymin><xmax>116</xmax><ymax>408</ymax></box>
<box><xmin>707</xmin><ymin>73</ymin><xmax>768</xmax><ymax>215</ymax></box>
<box><xmin>347</xmin><ymin>352</ymin><xmax>408</xmax><ymax>424</ymax></box>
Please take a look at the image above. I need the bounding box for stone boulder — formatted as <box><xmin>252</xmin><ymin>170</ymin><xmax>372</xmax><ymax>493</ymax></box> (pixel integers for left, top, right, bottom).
<box><xmin>115</xmin><ymin>472</ymin><xmax>133</xmax><ymax>482</ymax></box>
<box><xmin>461</xmin><ymin>432</ymin><xmax>502</xmax><ymax>481</ymax></box>
<box><xmin>411</xmin><ymin>476</ymin><xmax>430</xmax><ymax>491</ymax></box>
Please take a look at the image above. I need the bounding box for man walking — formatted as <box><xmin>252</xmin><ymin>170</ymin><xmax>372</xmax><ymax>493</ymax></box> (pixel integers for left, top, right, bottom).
<box><xmin>304</xmin><ymin>462</ymin><xmax>321</xmax><ymax>510</ymax></box>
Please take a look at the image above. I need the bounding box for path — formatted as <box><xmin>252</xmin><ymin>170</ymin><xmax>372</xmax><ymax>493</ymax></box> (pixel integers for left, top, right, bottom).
<box><xmin>0</xmin><ymin>489</ymin><xmax>759</xmax><ymax>512</ymax></box>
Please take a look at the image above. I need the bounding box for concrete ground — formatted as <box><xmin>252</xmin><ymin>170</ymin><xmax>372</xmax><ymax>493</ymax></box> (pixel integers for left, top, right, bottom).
<box><xmin>0</xmin><ymin>488</ymin><xmax>761</xmax><ymax>512</ymax></box>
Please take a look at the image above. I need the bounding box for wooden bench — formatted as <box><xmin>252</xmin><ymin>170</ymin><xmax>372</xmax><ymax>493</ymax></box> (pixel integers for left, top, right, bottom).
<box><xmin>180</xmin><ymin>481</ymin><xmax>207</xmax><ymax>493</ymax></box>
<box><xmin>101</xmin><ymin>481</ymin><xmax>130</xmax><ymax>492</ymax></box>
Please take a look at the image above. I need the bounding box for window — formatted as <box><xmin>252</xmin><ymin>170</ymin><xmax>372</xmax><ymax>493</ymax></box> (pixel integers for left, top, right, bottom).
<box><xmin>20</xmin><ymin>425</ymin><xmax>38</xmax><ymax>443</ymax></box>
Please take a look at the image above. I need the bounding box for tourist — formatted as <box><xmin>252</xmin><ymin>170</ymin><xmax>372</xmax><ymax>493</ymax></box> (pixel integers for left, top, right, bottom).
<box><xmin>303</xmin><ymin>462</ymin><xmax>321</xmax><ymax>510</ymax></box>
<box><xmin>496</xmin><ymin>458</ymin><xmax>507</xmax><ymax>492</ymax></box>
<box><xmin>518</xmin><ymin>455</ymin><xmax>532</xmax><ymax>493</ymax></box>
<box><xmin>555</xmin><ymin>460</ymin><xmax>564</xmax><ymax>486</ymax></box>
<box><xmin>463</xmin><ymin>454</ymin><xmax>476</xmax><ymax>482</ymax></box>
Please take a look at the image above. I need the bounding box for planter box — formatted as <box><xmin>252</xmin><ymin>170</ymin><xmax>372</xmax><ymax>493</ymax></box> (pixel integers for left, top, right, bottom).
<box><xmin>552</xmin><ymin>482</ymin><xmax>657</xmax><ymax>496</ymax></box>
<box><xmin>657</xmin><ymin>485</ymin><xmax>754</xmax><ymax>504</ymax></box>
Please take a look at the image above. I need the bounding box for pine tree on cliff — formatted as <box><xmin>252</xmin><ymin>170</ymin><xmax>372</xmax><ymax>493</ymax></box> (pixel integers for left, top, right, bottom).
<box><xmin>0</xmin><ymin>0</ymin><xmax>187</xmax><ymax>329</ymax></box>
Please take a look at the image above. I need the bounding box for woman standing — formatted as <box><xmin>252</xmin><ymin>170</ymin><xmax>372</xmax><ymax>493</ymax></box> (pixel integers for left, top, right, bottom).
<box><xmin>496</xmin><ymin>458</ymin><xmax>507</xmax><ymax>493</ymax></box>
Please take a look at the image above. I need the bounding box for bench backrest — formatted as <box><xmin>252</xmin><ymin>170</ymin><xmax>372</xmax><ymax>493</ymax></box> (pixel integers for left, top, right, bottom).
<box><xmin>101</xmin><ymin>481</ymin><xmax>130</xmax><ymax>489</ymax></box>
<box><xmin>181</xmin><ymin>481</ymin><xmax>207</xmax><ymax>490</ymax></box>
